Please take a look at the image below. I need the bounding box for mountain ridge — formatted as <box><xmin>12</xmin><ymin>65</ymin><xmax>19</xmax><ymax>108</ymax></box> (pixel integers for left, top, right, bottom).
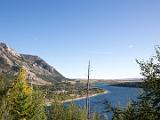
<box><xmin>0</xmin><ymin>42</ymin><xmax>67</xmax><ymax>85</ymax></box>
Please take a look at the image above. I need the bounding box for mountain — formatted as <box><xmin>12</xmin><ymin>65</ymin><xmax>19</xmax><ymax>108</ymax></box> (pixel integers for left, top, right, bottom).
<box><xmin>0</xmin><ymin>42</ymin><xmax>67</xmax><ymax>85</ymax></box>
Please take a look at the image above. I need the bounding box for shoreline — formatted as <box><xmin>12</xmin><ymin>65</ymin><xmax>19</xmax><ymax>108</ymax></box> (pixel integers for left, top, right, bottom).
<box><xmin>62</xmin><ymin>90</ymin><xmax>109</xmax><ymax>103</ymax></box>
<box><xmin>46</xmin><ymin>90</ymin><xmax>109</xmax><ymax>106</ymax></box>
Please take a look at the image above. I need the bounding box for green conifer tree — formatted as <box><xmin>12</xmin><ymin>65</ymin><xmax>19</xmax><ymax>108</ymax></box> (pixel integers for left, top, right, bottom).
<box><xmin>112</xmin><ymin>46</ymin><xmax>160</xmax><ymax>120</ymax></box>
<box><xmin>6</xmin><ymin>68</ymin><xmax>47</xmax><ymax>120</ymax></box>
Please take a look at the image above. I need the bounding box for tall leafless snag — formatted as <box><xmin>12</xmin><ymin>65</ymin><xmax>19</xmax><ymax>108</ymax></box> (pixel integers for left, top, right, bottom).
<box><xmin>86</xmin><ymin>60</ymin><xmax>91</xmax><ymax>120</ymax></box>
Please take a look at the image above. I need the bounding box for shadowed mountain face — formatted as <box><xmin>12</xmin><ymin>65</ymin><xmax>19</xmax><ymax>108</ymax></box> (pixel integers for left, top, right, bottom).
<box><xmin>0</xmin><ymin>42</ymin><xmax>66</xmax><ymax>85</ymax></box>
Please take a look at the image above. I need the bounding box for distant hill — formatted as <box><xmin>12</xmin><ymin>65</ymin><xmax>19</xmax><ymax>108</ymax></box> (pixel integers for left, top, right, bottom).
<box><xmin>76</xmin><ymin>78</ymin><xmax>143</xmax><ymax>87</ymax></box>
<box><xmin>0</xmin><ymin>42</ymin><xmax>67</xmax><ymax>85</ymax></box>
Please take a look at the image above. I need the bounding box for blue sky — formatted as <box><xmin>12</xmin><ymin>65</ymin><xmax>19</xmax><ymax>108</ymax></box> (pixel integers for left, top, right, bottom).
<box><xmin>0</xmin><ymin>0</ymin><xmax>159</xmax><ymax>79</ymax></box>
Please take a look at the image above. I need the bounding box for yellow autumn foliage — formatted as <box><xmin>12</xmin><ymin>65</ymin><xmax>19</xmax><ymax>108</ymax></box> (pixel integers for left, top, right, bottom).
<box><xmin>11</xmin><ymin>68</ymin><xmax>32</xmax><ymax>95</ymax></box>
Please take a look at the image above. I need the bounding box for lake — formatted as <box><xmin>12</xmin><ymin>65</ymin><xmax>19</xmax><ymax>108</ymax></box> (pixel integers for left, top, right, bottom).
<box><xmin>72</xmin><ymin>83</ymin><xmax>140</xmax><ymax>120</ymax></box>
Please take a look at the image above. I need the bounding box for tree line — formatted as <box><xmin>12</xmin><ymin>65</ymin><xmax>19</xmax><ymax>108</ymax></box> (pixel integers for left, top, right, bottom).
<box><xmin>0</xmin><ymin>68</ymin><xmax>100</xmax><ymax>120</ymax></box>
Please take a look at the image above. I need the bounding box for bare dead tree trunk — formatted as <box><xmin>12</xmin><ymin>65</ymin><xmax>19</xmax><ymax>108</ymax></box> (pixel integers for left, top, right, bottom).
<box><xmin>86</xmin><ymin>60</ymin><xmax>90</xmax><ymax>120</ymax></box>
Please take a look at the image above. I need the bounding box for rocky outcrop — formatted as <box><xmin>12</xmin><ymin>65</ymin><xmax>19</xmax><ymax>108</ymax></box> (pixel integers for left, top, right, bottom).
<box><xmin>0</xmin><ymin>42</ymin><xmax>67</xmax><ymax>85</ymax></box>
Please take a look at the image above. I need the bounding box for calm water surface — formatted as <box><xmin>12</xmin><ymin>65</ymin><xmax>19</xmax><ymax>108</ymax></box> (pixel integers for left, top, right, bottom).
<box><xmin>72</xmin><ymin>83</ymin><xmax>140</xmax><ymax>120</ymax></box>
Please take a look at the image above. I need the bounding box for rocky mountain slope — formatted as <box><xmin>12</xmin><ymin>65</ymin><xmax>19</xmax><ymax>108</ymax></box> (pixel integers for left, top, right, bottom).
<box><xmin>0</xmin><ymin>42</ymin><xmax>67</xmax><ymax>85</ymax></box>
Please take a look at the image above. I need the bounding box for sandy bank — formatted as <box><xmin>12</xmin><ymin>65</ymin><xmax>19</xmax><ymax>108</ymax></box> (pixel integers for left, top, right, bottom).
<box><xmin>62</xmin><ymin>90</ymin><xmax>109</xmax><ymax>103</ymax></box>
<box><xmin>46</xmin><ymin>90</ymin><xmax>109</xmax><ymax>106</ymax></box>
